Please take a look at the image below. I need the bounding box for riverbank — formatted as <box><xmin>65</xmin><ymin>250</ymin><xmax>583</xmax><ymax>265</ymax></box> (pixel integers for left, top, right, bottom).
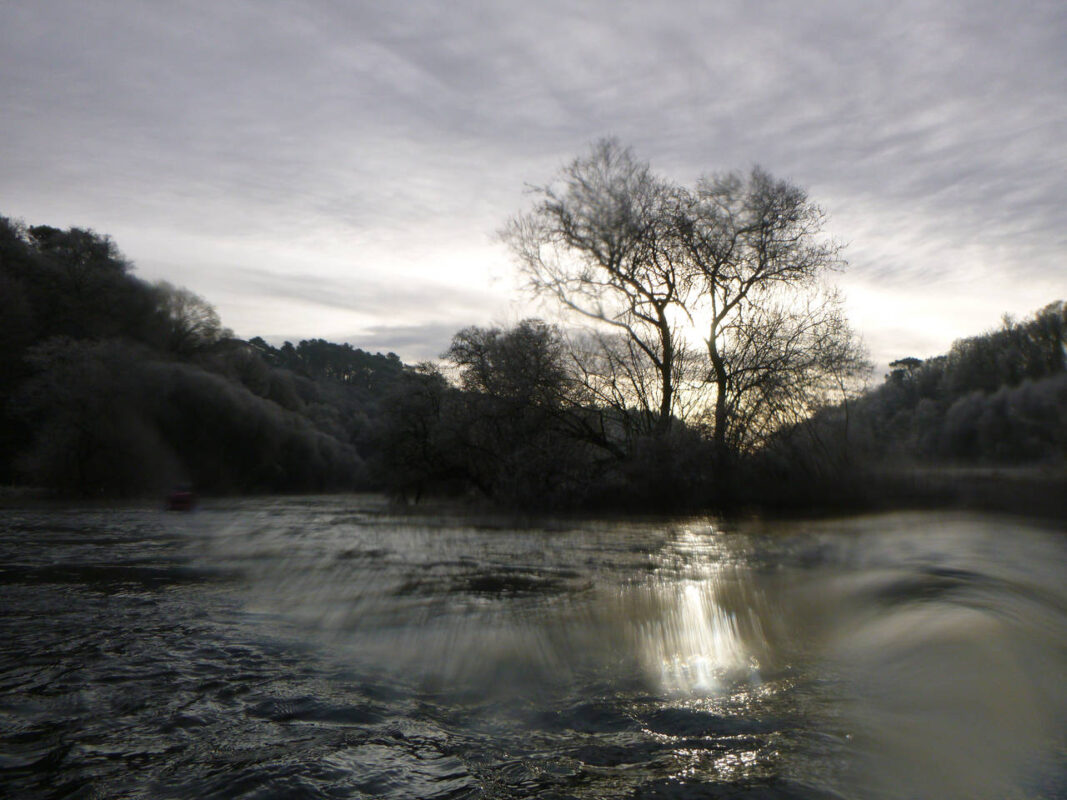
<box><xmin>4</xmin><ymin>463</ymin><xmax>1065</xmax><ymax>522</ymax></box>
<box><xmin>862</xmin><ymin>465</ymin><xmax>1067</xmax><ymax>520</ymax></box>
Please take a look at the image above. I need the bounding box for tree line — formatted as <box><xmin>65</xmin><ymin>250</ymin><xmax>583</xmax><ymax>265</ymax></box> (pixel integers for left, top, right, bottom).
<box><xmin>3</xmin><ymin>139</ymin><xmax>1062</xmax><ymax>509</ymax></box>
<box><xmin>0</xmin><ymin>217</ymin><xmax>404</xmax><ymax>495</ymax></box>
<box><xmin>357</xmin><ymin>140</ymin><xmax>874</xmax><ymax>509</ymax></box>
<box><xmin>752</xmin><ymin>301</ymin><xmax>1067</xmax><ymax>510</ymax></box>
<box><xmin>787</xmin><ymin>302</ymin><xmax>1067</xmax><ymax>466</ymax></box>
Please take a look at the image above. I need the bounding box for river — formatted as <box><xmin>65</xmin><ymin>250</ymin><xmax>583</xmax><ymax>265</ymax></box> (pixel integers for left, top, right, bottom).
<box><xmin>1</xmin><ymin>497</ymin><xmax>1064</xmax><ymax>799</ymax></box>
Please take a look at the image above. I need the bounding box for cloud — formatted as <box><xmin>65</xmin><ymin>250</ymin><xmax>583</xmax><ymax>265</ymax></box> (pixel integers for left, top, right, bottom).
<box><xmin>339</xmin><ymin>322</ymin><xmax>465</xmax><ymax>362</ymax></box>
<box><xmin>2</xmin><ymin>0</ymin><xmax>1063</xmax><ymax>355</ymax></box>
<box><xmin>222</xmin><ymin>268</ymin><xmax>498</xmax><ymax>320</ymax></box>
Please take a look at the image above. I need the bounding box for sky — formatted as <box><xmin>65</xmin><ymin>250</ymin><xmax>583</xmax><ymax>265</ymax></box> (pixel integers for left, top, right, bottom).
<box><xmin>2</xmin><ymin>0</ymin><xmax>1064</xmax><ymax>373</ymax></box>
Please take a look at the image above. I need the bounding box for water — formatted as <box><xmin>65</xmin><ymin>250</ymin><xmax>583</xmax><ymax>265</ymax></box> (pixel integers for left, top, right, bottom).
<box><xmin>1</xmin><ymin>497</ymin><xmax>1064</xmax><ymax>799</ymax></box>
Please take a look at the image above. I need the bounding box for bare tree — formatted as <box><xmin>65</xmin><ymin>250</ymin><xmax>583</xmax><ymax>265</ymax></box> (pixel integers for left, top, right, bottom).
<box><xmin>710</xmin><ymin>285</ymin><xmax>869</xmax><ymax>453</ymax></box>
<box><xmin>502</xmin><ymin>140</ymin><xmax>689</xmax><ymax>435</ymax></box>
<box><xmin>505</xmin><ymin>143</ymin><xmax>869</xmax><ymax>462</ymax></box>
<box><xmin>670</xmin><ymin>167</ymin><xmax>868</xmax><ymax>459</ymax></box>
<box><xmin>567</xmin><ymin>330</ymin><xmax>710</xmax><ymax>448</ymax></box>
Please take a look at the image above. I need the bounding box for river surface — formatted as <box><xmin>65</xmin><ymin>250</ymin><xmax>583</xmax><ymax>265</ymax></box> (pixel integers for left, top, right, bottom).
<box><xmin>1</xmin><ymin>497</ymin><xmax>1065</xmax><ymax>799</ymax></box>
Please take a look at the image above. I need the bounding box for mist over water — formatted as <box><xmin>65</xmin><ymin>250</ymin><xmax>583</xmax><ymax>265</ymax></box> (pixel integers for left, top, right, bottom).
<box><xmin>1</xmin><ymin>498</ymin><xmax>1064</xmax><ymax>799</ymax></box>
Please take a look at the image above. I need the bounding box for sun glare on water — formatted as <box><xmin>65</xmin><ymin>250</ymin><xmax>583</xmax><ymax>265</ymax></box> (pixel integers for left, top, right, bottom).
<box><xmin>631</xmin><ymin>528</ymin><xmax>762</xmax><ymax>696</ymax></box>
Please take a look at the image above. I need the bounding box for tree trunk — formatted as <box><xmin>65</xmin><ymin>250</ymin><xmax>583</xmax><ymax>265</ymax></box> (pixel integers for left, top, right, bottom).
<box><xmin>707</xmin><ymin>333</ymin><xmax>729</xmax><ymax>457</ymax></box>
<box><xmin>656</xmin><ymin>314</ymin><xmax>674</xmax><ymax>435</ymax></box>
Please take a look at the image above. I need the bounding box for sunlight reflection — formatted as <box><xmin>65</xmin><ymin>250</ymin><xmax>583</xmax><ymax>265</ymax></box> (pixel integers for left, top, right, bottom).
<box><xmin>666</xmin><ymin>746</ymin><xmax>763</xmax><ymax>783</ymax></box>
<box><xmin>710</xmin><ymin>748</ymin><xmax>761</xmax><ymax>781</ymax></box>
<box><xmin>649</xmin><ymin>580</ymin><xmax>748</xmax><ymax>693</ymax></box>
<box><xmin>635</xmin><ymin>528</ymin><xmax>761</xmax><ymax>695</ymax></box>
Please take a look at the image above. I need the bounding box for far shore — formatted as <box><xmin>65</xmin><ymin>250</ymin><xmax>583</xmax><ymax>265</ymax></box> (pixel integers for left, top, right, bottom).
<box><xmin>3</xmin><ymin>465</ymin><xmax>1065</xmax><ymax>522</ymax></box>
<box><xmin>860</xmin><ymin>464</ymin><xmax>1067</xmax><ymax>519</ymax></box>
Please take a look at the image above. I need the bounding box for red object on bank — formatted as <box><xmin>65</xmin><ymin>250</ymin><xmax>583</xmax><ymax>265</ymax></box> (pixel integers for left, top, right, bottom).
<box><xmin>167</xmin><ymin>490</ymin><xmax>195</xmax><ymax>511</ymax></box>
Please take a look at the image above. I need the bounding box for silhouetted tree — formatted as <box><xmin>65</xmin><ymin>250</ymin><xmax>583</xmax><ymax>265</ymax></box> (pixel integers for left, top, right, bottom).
<box><xmin>670</xmin><ymin>168</ymin><xmax>868</xmax><ymax>459</ymax></box>
<box><xmin>153</xmin><ymin>281</ymin><xmax>231</xmax><ymax>355</ymax></box>
<box><xmin>566</xmin><ymin>331</ymin><xmax>708</xmax><ymax>451</ymax></box>
<box><xmin>504</xmin><ymin>141</ymin><xmax>868</xmax><ymax>465</ymax></box>
<box><xmin>0</xmin><ymin>215</ymin><xmax>394</xmax><ymax>495</ymax></box>
<box><xmin>374</xmin><ymin>363</ymin><xmax>459</xmax><ymax>502</ymax></box>
<box><xmin>888</xmin><ymin>357</ymin><xmax>924</xmax><ymax>384</ymax></box>
<box><xmin>443</xmin><ymin>321</ymin><xmax>601</xmax><ymax>507</ymax></box>
<box><xmin>777</xmin><ymin>300</ymin><xmax>1067</xmax><ymax>472</ymax></box>
<box><xmin>14</xmin><ymin>339</ymin><xmax>180</xmax><ymax>494</ymax></box>
<box><xmin>503</xmin><ymin>141</ymin><xmax>688</xmax><ymax>436</ymax></box>
<box><xmin>14</xmin><ymin>336</ymin><xmax>366</xmax><ymax>495</ymax></box>
<box><xmin>446</xmin><ymin>319</ymin><xmax>574</xmax><ymax>408</ymax></box>
<box><xmin>25</xmin><ymin>225</ymin><xmax>158</xmax><ymax>342</ymax></box>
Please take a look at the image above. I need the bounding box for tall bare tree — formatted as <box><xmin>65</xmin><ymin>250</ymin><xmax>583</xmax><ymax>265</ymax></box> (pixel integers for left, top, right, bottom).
<box><xmin>505</xmin><ymin>141</ymin><xmax>869</xmax><ymax>462</ymax></box>
<box><xmin>502</xmin><ymin>140</ymin><xmax>689</xmax><ymax>435</ymax></box>
<box><xmin>670</xmin><ymin>168</ymin><xmax>868</xmax><ymax>457</ymax></box>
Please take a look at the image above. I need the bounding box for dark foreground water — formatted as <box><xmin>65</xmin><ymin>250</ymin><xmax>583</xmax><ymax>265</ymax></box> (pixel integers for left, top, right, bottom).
<box><xmin>1</xmin><ymin>498</ymin><xmax>1065</xmax><ymax>800</ymax></box>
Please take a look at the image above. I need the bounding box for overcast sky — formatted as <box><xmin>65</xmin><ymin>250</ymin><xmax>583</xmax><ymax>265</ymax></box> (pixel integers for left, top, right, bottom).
<box><xmin>2</xmin><ymin>0</ymin><xmax>1064</xmax><ymax>371</ymax></box>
